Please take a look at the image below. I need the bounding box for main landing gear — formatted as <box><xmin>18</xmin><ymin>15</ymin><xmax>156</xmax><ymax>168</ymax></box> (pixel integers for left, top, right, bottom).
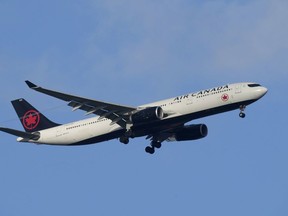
<box><xmin>120</xmin><ymin>129</ymin><xmax>162</xmax><ymax>154</ymax></box>
<box><xmin>119</xmin><ymin>129</ymin><xmax>133</xmax><ymax>145</ymax></box>
<box><xmin>145</xmin><ymin>141</ymin><xmax>162</xmax><ymax>154</ymax></box>
<box><xmin>120</xmin><ymin>136</ymin><xmax>161</xmax><ymax>154</ymax></box>
<box><xmin>239</xmin><ymin>105</ymin><xmax>246</xmax><ymax>118</ymax></box>
<box><xmin>119</xmin><ymin>136</ymin><xmax>129</xmax><ymax>144</ymax></box>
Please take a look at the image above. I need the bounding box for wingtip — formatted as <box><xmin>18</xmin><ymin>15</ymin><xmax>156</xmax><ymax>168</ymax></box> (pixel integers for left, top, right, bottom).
<box><xmin>25</xmin><ymin>80</ymin><xmax>37</xmax><ymax>88</ymax></box>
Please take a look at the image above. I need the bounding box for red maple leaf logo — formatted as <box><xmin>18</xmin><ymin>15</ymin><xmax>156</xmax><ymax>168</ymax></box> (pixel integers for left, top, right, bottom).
<box><xmin>25</xmin><ymin>114</ymin><xmax>37</xmax><ymax>126</ymax></box>
<box><xmin>221</xmin><ymin>94</ymin><xmax>229</xmax><ymax>101</ymax></box>
<box><xmin>23</xmin><ymin>110</ymin><xmax>40</xmax><ymax>130</ymax></box>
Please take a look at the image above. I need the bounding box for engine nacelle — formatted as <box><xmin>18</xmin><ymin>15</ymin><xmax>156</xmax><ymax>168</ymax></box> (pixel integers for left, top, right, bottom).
<box><xmin>171</xmin><ymin>124</ymin><xmax>208</xmax><ymax>141</ymax></box>
<box><xmin>130</xmin><ymin>106</ymin><xmax>164</xmax><ymax>125</ymax></box>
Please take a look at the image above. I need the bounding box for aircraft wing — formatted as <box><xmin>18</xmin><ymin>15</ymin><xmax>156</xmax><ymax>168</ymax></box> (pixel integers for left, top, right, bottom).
<box><xmin>0</xmin><ymin>127</ymin><xmax>40</xmax><ymax>140</ymax></box>
<box><xmin>25</xmin><ymin>81</ymin><xmax>136</xmax><ymax>128</ymax></box>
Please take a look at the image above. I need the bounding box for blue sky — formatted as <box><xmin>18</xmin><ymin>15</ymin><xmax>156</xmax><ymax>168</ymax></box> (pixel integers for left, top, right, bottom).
<box><xmin>0</xmin><ymin>0</ymin><xmax>287</xmax><ymax>215</ymax></box>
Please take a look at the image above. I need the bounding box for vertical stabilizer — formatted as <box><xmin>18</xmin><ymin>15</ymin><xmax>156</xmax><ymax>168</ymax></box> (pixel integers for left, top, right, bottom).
<box><xmin>11</xmin><ymin>98</ymin><xmax>60</xmax><ymax>132</ymax></box>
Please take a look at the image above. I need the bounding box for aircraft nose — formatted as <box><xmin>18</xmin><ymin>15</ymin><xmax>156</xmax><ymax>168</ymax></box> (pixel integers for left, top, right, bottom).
<box><xmin>257</xmin><ymin>86</ymin><xmax>268</xmax><ymax>98</ymax></box>
<box><xmin>261</xmin><ymin>86</ymin><xmax>268</xmax><ymax>95</ymax></box>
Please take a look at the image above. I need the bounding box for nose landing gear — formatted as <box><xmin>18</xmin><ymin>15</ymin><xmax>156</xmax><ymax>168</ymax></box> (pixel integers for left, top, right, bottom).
<box><xmin>239</xmin><ymin>105</ymin><xmax>246</xmax><ymax>118</ymax></box>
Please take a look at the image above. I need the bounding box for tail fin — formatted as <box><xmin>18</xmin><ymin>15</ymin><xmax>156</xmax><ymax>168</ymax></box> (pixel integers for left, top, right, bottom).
<box><xmin>11</xmin><ymin>98</ymin><xmax>60</xmax><ymax>132</ymax></box>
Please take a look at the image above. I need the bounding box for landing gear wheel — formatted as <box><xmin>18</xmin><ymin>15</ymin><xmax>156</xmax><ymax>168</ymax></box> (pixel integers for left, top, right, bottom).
<box><xmin>151</xmin><ymin>141</ymin><xmax>162</xmax><ymax>149</ymax></box>
<box><xmin>145</xmin><ymin>146</ymin><xmax>155</xmax><ymax>154</ymax></box>
<box><xmin>119</xmin><ymin>136</ymin><xmax>129</xmax><ymax>144</ymax></box>
<box><xmin>239</xmin><ymin>112</ymin><xmax>246</xmax><ymax>118</ymax></box>
<box><xmin>239</xmin><ymin>105</ymin><xmax>246</xmax><ymax>118</ymax></box>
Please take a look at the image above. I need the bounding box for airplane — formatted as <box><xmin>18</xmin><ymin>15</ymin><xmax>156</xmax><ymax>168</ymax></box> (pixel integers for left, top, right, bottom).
<box><xmin>0</xmin><ymin>81</ymin><xmax>267</xmax><ymax>154</ymax></box>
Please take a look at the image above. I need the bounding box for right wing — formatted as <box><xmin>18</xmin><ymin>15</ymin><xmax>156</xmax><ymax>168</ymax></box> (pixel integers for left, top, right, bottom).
<box><xmin>25</xmin><ymin>81</ymin><xmax>136</xmax><ymax>128</ymax></box>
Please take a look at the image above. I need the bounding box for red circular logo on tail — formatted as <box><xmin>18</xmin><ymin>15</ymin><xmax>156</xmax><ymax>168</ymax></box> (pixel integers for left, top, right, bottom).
<box><xmin>23</xmin><ymin>110</ymin><xmax>40</xmax><ymax>130</ymax></box>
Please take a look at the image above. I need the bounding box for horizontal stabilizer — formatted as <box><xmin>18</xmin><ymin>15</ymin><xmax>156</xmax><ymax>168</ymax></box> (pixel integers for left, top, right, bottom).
<box><xmin>0</xmin><ymin>127</ymin><xmax>40</xmax><ymax>140</ymax></box>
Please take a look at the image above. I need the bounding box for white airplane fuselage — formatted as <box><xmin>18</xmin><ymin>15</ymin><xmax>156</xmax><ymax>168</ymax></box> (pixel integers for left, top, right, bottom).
<box><xmin>17</xmin><ymin>82</ymin><xmax>267</xmax><ymax>145</ymax></box>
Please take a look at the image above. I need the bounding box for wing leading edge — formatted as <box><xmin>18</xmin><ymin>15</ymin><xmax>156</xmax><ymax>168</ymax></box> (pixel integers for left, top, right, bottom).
<box><xmin>25</xmin><ymin>81</ymin><xmax>136</xmax><ymax>128</ymax></box>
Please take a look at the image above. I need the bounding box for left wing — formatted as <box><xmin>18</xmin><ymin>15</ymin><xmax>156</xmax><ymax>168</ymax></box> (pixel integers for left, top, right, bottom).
<box><xmin>25</xmin><ymin>81</ymin><xmax>136</xmax><ymax>128</ymax></box>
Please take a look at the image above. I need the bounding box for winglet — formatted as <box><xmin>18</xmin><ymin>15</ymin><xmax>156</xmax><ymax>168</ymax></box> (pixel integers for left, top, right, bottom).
<box><xmin>25</xmin><ymin>80</ymin><xmax>38</xmax><ymax>89</ymax></box>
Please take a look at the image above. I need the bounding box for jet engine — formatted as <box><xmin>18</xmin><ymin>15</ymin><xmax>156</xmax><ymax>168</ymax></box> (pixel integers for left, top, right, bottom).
<box><xmin>169</xmin><ymin>124</ymin><xmax>208</xmax><ymax>141</ymax></box>
<box><xmin>130</xmin><ymin>106</ymin><xmax>164</xmax><ymax>125</ymax></box>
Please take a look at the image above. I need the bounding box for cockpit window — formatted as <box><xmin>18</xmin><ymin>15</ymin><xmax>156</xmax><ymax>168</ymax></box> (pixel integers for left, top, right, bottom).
<box><xmin>248</xmin><ymin>84</ymin><xmax>261</xmax><ymax>87</ymax></box>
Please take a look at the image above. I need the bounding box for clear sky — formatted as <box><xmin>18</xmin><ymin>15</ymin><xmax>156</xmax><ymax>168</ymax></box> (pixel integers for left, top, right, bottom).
<box><xmin>0</xmin><ymin>0</ymin><xmax>287</xmax><ymax>215</ymax></box>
